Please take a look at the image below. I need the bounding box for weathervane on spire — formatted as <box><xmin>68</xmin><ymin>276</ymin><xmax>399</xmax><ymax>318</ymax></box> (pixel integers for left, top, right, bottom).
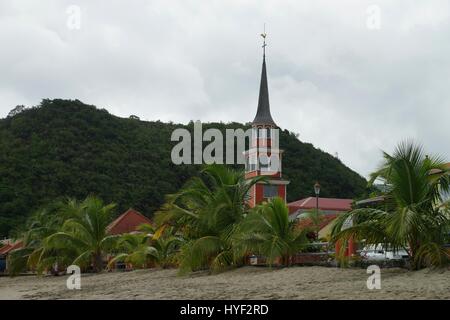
<box><xmin>261</xmin><ymin>23</ymin><xmax>267</xmax><ymax>57</ymax></box>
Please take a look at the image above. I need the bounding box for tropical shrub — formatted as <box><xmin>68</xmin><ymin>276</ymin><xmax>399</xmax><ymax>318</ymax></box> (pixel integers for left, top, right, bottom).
<box><xmin>156</xmin><ymin>165</ymin><xmax>264</xmax><ymax>274</ymax></box>
<box><xmin>6</xmin><ymin>203</ymin><xmax>73</xmax><ymax>275</ymax></box>
<box><xmin>234</xmin><ymin>197</ymin><xmax>310</xmax><ymax>266</ymax></box>
<box><xmin>296</xmin><ymin>208</ymin><xmax>325</xmax><ymax>241</ymax></box>
<box><xmin>32</xmin><ymin>196</ymin><xmax>119</xmax><ymax>273</ymax></box>
<box><xmin>331</xmin><ymin>141</ymin><xmax>450</xmax><ymax>269</ymax></box>
<box><xmin>108</xmin><ymin>225</ymin><xmax>182</xmax><ymax>269</ymax></box>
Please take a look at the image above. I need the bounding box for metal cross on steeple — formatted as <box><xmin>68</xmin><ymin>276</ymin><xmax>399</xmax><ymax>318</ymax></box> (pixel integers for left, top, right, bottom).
<box><xmin>261</xmin><ymin>24</ymin><xmax>267</xmax><ymax>57</ymax></box>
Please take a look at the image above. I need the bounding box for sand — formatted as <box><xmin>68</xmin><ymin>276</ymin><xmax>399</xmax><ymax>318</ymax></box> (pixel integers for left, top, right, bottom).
<box><xmin>0</xmin><ymin>266</ymin><xmax>449</xmax><ymax>300</ymax></box>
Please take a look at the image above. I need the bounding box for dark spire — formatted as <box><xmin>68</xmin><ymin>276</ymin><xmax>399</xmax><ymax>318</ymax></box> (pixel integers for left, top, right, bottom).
<box><xmin>252</xmin><ymin>32</ymin><xmax>276</xmax><ymax>127</ymax></box>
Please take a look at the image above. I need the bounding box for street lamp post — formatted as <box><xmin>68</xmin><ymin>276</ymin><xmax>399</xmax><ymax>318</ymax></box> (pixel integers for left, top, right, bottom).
<box><xmin>314</xmin><ymin>182</ymin><xmax>321</xmax><ymax>241</ymax></box>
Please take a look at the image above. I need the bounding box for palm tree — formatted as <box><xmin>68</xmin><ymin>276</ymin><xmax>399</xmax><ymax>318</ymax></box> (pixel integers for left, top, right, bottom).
<box><xmin>107</xmin><ymin>225</ymin><xmax>182</xmax><ymax>269</ymax></box>
<box><xmin>107</xmin><ymin>233</ymin><xmax>151</xmax><ymax>269</ymax></box>
<box><xmin>7</xmin><ymin>203</ymin><xmax>73</xmax><ymax>275</ymax></box>
<box><xmin>155</xmin><ymin>164</ymin><xmax>265</xmax><ymax>274</ymax></box>
<box><xmin>43</xmin><ymin>196</ymin><xmax>118</xmax><ymax>272</ymax></box>
<box><xmin>297</xmin><ymin>208</ymin><xmax>325</xmax><ymax>241</ymax></box>
<box><xmin>234</xmin><ymin>197</ymin><xmax>310</xmax><ymax>266</ymax></box>
<box><xmin>331</xmin><ymin>141</ymin><xmax>450</xmax><ymax>269</ymax></box>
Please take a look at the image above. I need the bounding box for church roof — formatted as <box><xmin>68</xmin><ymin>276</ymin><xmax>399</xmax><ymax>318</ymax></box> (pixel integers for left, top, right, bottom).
<box><xmin>252</xmin><ymin>56</ymin><xmax>276</xmax><ymax>127</ymax></box>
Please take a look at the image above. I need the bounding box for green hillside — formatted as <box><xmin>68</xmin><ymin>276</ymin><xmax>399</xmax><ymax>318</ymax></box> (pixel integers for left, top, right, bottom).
<box><xmin>0</xmin><ymin>99</ymin><xmax>368</xmax><ymax>236</ymax></box>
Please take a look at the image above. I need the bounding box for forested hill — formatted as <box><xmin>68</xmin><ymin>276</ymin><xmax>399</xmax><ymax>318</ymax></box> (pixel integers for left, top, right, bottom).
<box><xmin>0</xmin><ymin>99</ymin><xmax>368</xmax><ymax>236</ymax></box>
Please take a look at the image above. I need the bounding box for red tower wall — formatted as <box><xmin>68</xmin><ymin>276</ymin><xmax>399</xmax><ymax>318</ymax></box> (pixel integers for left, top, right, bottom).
<box><xmin>247</xmin><ymin>184</ymin><xmax>287</xmax><ymax>208</ymax></box>
<box><xmin>278</xmin><ymin>185</ymin><xmax>286</xmax><ymax>202</ymax></box>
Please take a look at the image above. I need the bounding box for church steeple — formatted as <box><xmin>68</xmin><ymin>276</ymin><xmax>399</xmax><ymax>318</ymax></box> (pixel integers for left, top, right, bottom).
<box><xmin>244</xmin><ymin>29</ymin><xmax>289</xmax><ymax>208</ymax></box>
<box><xmin>252</xmin><ymin>32</ymin><xmax>276</xmax><ymax>127</ymax></box>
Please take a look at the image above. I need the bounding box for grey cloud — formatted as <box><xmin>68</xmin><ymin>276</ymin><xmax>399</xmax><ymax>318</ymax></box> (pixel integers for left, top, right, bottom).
<box><xmin>1</xmin><ymin>0</ymin><xmax>450</xmax><ymax>177</ymax></box>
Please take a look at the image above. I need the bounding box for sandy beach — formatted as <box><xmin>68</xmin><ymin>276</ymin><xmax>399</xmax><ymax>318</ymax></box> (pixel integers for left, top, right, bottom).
<box><xmin>0</xmin><ymin>266</ymin><xmax>449</xmax><ymax>300</ymax></box>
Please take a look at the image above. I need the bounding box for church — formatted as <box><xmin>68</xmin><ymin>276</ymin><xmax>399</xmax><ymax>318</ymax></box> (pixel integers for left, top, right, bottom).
<box><xmin>244</xmin><ymin>35</ymin><xmax>354</xmax><ymax>244</ymax></box>
<box><xmin>244</xmin><ymin>36</ymin><xmax>289</xmax><ymax>207</ymax></box>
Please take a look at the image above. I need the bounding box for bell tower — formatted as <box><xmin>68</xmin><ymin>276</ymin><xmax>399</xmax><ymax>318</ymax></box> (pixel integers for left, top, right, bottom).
<box><xmin>244</xmin><ymin>32</ymin><xmax>289</xmax><ymax>207</ymax></box>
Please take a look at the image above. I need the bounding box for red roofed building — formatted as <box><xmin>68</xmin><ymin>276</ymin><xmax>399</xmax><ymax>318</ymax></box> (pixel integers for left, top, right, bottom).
<box><xmin>0</xmin><ymin>240</ymin><xmax>23</xmax><ymax>256</ymax></box>
<box><xmin>288</xmin><ymin>197</ymin><xmax>353</xmax><ymax>242</ymax></box>
<box><xmin>288</xmin><ymin>197</ymin><xmax>353</xmax><ymax>220</ymax></box>
<box><xmin>296</xmin><ymin>213</ymin><xmax>340</xmax><ymax>230</ymax></box>
<box><xmin>1</xmin><ymin>240</ymin><xmax>24</xmax><ymax>272</ymax></box>
<box><xmin>0</xmin><ymin>244</ymin><xmax>12</xmax><ymax>256</ymax></box>
<box><xmin>106</xmin><ymin>208</ymin><xmax>152</xmax><ymax>235</ymax></box>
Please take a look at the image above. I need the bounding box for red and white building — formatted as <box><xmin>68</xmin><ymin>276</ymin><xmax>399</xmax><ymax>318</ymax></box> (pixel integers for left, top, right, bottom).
<box><xmin>288</xmin><ymin>197</ymin><xmax>353</xmax><ymax>240</ymax></box>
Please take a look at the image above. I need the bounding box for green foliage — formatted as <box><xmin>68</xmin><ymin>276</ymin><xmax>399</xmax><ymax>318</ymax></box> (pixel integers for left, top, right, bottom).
<box><xmin>108</xmin><ymin>225</ymin><xmax>182</xmax><ymax>269</ymax></box>
<box><xmin>234</xmin><ymin>197</ymin><xmax>310</xmax><ymax>266</ymax></box>
<box><xmin>6</xmin><ymin>203</ymin><xmax>70</xmax><ymax>275</ymax></box>
<box><xmin>43</xmin><ymin>196</ymin><xmax>118</xmax><ymax>272</ymax></box>
<box><xmin>296</xmin><ymin>208</ymin><xmax>325</xmax><ymax>241</ymax></box>
<box><xmin>6</xmin><ymin>247</ymin><xmax>34</xmax><ymax>276</ymax></box>
<box><xmin>0</xmin><ymin>99</ymin><xmax>367</xmax><ymax>236</ymax></box>
<box><xmin>8</xmin><ymin>196</ymin><xmax>118</xmax><ymax>275</ymax></box>
<box><xmin>7</xmin><ymin>105</ymin><xmax>26</xmax><ymax>118</ymax></box>
<box><xmin>156</xmin><ymin>165</ymin><xmax>263</xmax><ymax>274</ymax></box>
<box><xmin>331</xmin><ymin>141</ymin><xmax>450</xmax><ymax>269</ymax></box>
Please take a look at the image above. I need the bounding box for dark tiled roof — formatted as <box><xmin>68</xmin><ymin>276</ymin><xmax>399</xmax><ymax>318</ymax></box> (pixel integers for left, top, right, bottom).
<box><xmin>252</xmin><ymin>57</ymin><xmax>276</xmax><ymax>126</ymax></box>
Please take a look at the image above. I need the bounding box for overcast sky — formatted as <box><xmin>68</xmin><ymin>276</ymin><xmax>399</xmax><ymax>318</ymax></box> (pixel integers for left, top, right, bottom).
<box><xmin>1</xmin><ymin>0</ymin><xmax>450</xmax><ymax>178</ymax></box>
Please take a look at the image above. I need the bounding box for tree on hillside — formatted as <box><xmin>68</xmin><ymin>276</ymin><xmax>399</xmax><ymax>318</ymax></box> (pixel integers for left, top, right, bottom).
<box><xmin>0</xmin><ymin>99</ymin><xmax>368</xmax><ymax>237</ymax></box>
<box><xmin>7</xmin><ymin>105</ymin><xmax>26</xmax><ymax>118</ymax></box>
